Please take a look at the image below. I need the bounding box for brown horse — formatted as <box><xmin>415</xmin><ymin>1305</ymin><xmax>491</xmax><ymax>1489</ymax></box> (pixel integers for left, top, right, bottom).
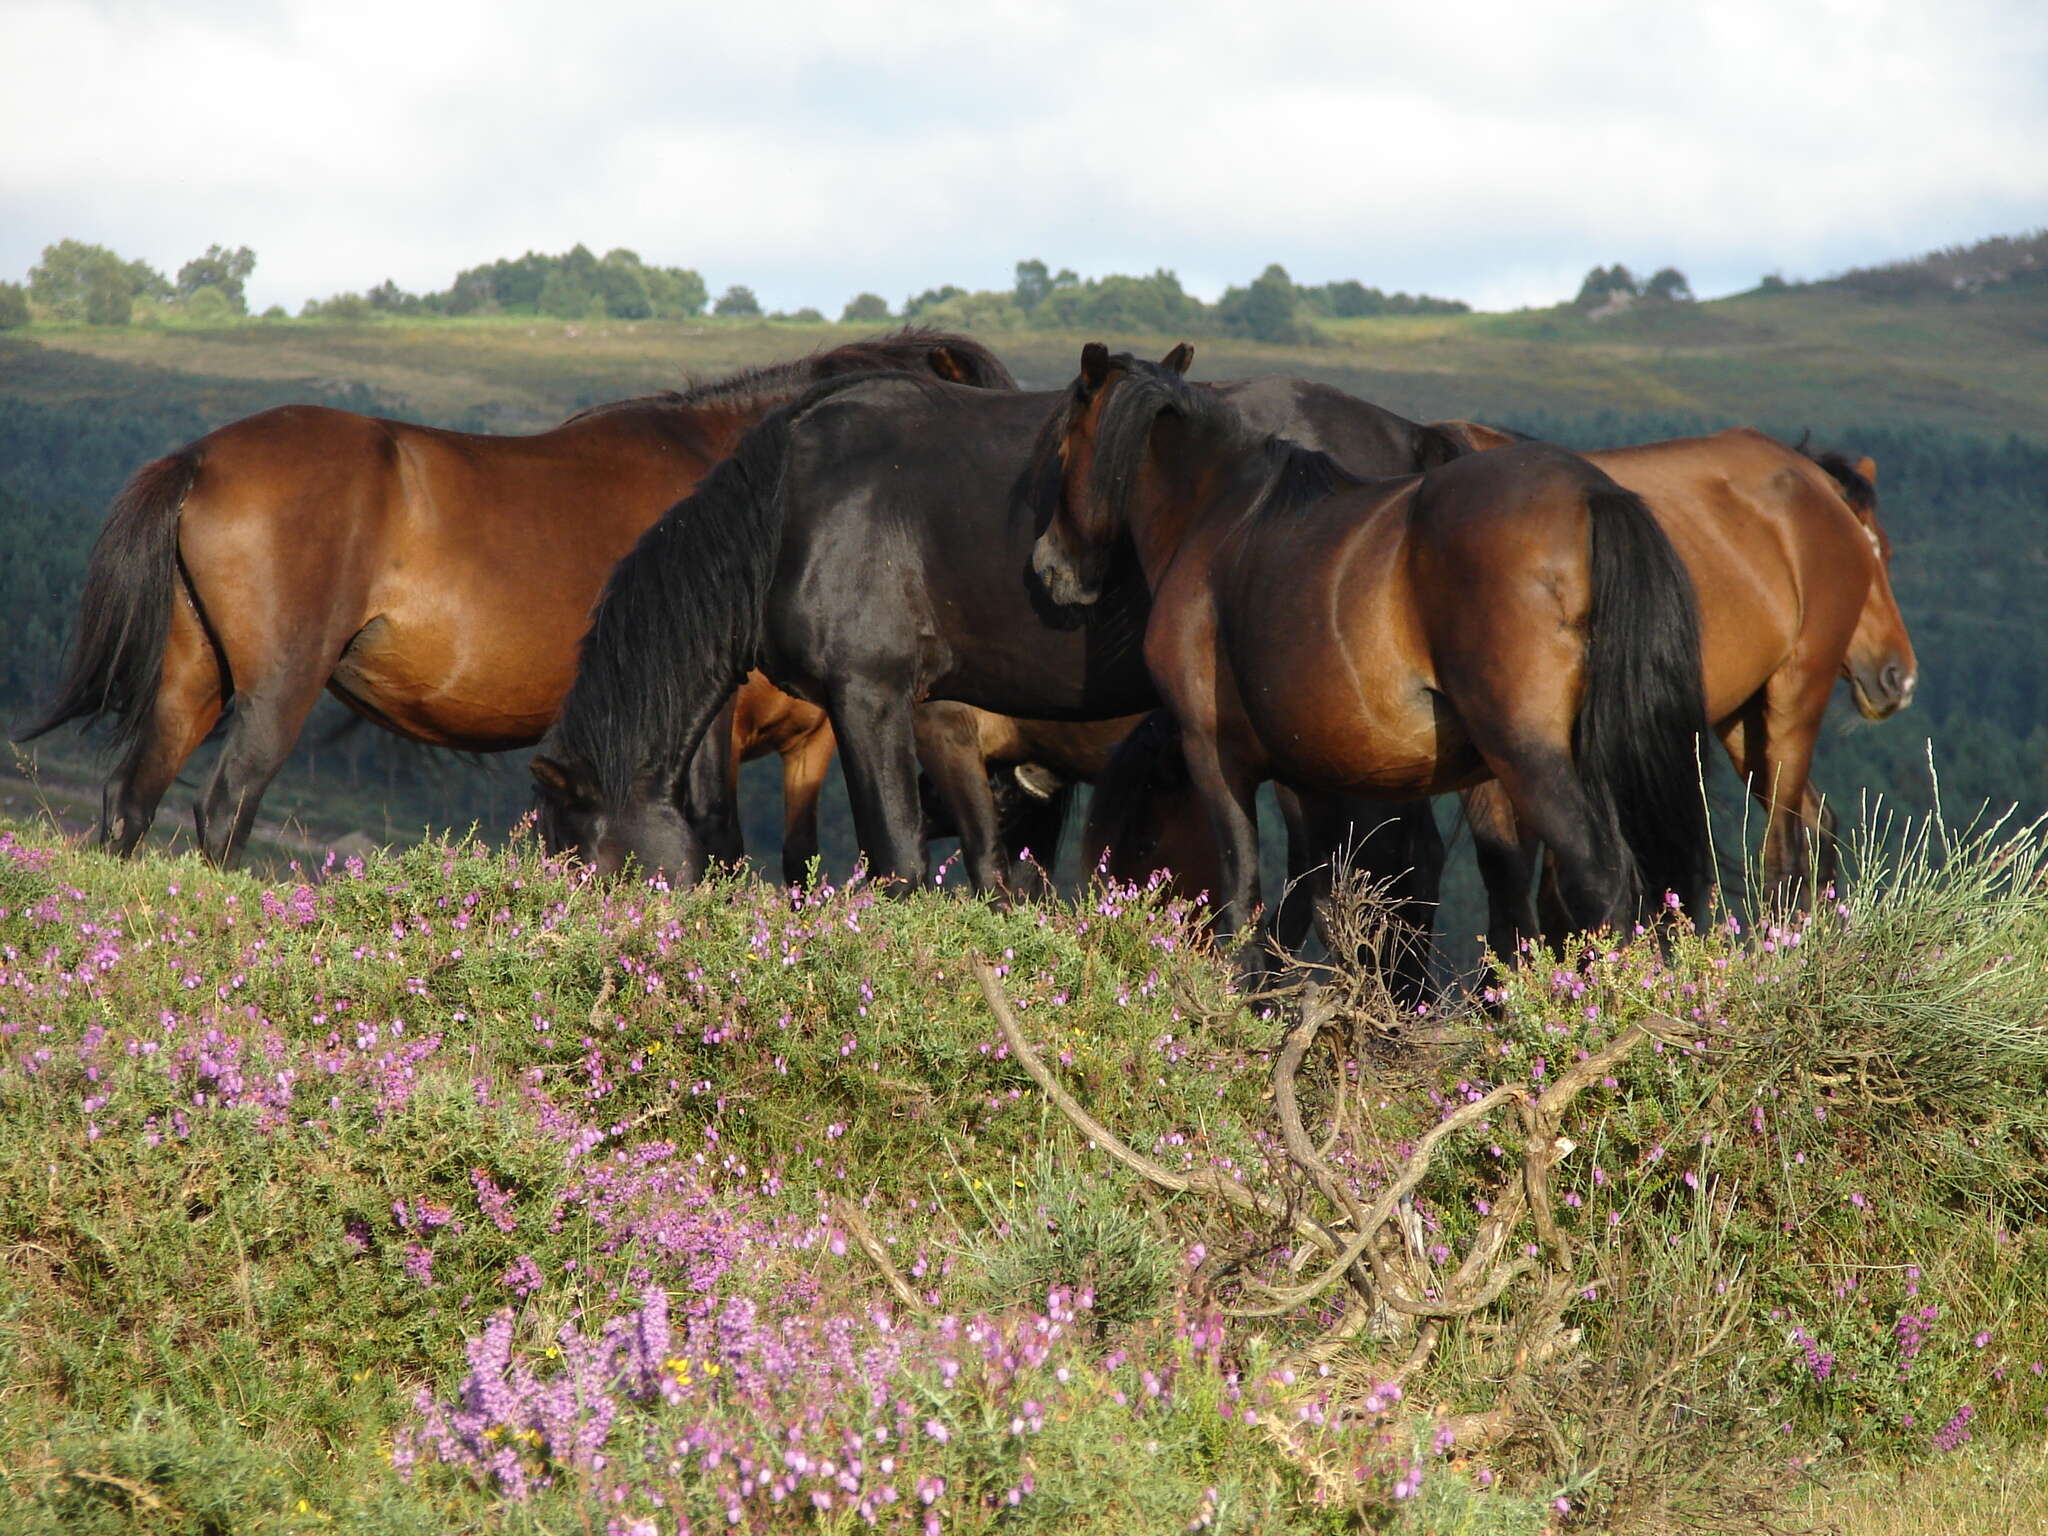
<box><xmin>26</xmin><ymin>330</ymin><xmax>1014</xmax><ymax>867</ymax></box>
<box><xmin>1427</xmin><ymin>420</ymin><xmax>1917</xmax><ymax>950</ymax></box>
<box><xmin>1031</xmin><ymin>345</ymin><xmax>1713</xmax><ymax>973</ymax></box>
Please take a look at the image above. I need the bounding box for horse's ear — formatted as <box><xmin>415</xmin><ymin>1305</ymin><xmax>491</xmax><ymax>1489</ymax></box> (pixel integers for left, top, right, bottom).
<box><xmin>1411</xmin><ymin>423</ymin><xmax>1469</xmax><ymax>471</ymax></box>
<box><xmin>926</xmin><ymin>344</ymin><xmax>971</xmax><ymax>384</ymax></box>
<box><xmin>1080</xmin><ymin>341</ymin><xmax>1112</xmax><ymax>391</ymax></box>
<box><xmin>1160</xmin><ymin>342</ymin><xmax>1195</xmax><ymax>375</ymax></box>
<box><xmin>530</xmin><ymin>754</ymin><xmax>595</xmax><ymax>809</ymax></box>
<box><xmin>1855</xmin><ymin>455</ymin><xmax>1878</xmax><ymax>486</ymax></box>
<box><xmin>1431</xmin><ymin>418</ymin><xmax>1518</xmax><ymax>453</ymax></box>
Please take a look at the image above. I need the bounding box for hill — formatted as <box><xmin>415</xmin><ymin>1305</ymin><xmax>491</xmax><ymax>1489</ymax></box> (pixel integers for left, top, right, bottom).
<box><xmin>0</xmin><ymin>808</ymin><xmax>2043</xmax><ymax>1532</ymax></box>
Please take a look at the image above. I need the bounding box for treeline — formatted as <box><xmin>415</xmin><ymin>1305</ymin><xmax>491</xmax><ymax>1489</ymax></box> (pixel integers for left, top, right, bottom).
<box><xmin>6</xmin><ymin>239</ymin><xmax>1468</xmax><ymax>341</ymax></box>
<box><xmin>874</xmin><ymin>260</ymin><xmax>1468</xmax><ymax>343</ymax></box>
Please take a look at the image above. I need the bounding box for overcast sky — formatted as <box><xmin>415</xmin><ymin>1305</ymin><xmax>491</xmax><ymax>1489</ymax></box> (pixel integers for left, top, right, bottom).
<box><xmin>6</xmin><ymin>0</ymin><xmax>2046</xmax><ymax>316</ymax></box>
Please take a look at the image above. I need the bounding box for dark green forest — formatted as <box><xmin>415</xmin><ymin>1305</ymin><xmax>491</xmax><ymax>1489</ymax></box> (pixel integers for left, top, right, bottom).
<box><xmin>1</xmin><ymin>317</ymin><xmax>2042</xmax><ymax>926</ymax></box>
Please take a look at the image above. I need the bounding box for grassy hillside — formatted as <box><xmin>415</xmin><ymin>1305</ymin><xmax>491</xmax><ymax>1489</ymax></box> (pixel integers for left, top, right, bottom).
<box><xmin>9</xmin><ymin>280</ymin><xmax>2048</xmax><ymax>437</ymax></box>
<box><xmin>0</xmin><ymin>804</ymin><xmax>2044</xmax><ymax>1533</ymax></box>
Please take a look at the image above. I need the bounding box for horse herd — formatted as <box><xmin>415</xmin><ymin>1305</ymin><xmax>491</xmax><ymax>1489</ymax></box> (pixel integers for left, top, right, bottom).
<box><xmin>29</xmin><ymin>327</ymin><xmax>1917</xmax><ymax>986</ymax></box>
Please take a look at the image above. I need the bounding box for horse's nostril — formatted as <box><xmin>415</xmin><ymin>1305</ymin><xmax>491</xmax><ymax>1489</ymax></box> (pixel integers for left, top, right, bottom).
<box><xmin>1881</xmin><ymin>664</ymin><xmax>1904</xmax><ymax>698</ymax></box>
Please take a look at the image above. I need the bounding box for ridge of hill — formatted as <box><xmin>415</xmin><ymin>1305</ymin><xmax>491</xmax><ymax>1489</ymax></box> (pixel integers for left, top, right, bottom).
<box><xmin>5</xmin><ymin>274</ymin><xmax>2047</xmax><ymax>440</ymax></box>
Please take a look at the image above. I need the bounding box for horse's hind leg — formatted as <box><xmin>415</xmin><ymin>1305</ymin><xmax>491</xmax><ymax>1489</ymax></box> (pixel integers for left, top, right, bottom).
<box><xmin>194</xmin><ymin>662</ymin><xmax>331</xmax><ymax>868</ymax></box>
<box><xmin>913</xmin><ymin>701</ymin><xmax>1008</xmax><ymax>898</ymax></box>
<box><xmin>105</xmin><ymin>585</ymin><xmax>224</xmax><ymax>856</ymax></box>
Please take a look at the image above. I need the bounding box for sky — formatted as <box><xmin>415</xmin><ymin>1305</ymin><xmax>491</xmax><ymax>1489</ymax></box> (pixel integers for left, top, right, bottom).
<box><xmin>5</xmin><ymin>0</ymin><xmax>2047</xmax><ymax>317</ymax></box>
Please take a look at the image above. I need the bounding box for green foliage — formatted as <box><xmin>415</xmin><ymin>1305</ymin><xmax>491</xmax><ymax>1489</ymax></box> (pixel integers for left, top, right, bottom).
<box><xmin>28</xmin><ymin>239</ymin><xmax>166</xmax><ymax>324</ymax></box>
<box><xmin>840</xmin><ymin>291</ymin><xmax>891</xmax><ymax>323</ymax></box>
<box><xmin>301</xmin><ymin>290</ymin><xmax>372</xmax><ymax>321</ymax></box>
<box><xmin>426</xmin><ymin>247</ymin><xmax>705</xmax><ymax>319</ymax></box>
<box><xmin>1297</xmin><ymin>278</ymin><xmax>1470</xmax><ymax>319</ymax></box>
<box><xmin>366</xmin><ymin>278</ymin><xmax>422</xmax><ymax>315</ymax></box>
<box><xmin>712</xmin><ymin>283</ymin><xmax>761</xmax><ymax>317</ymax></box>
<box><xmin>956</xmin><ymin>1147</ymin><xmax>1178</xmax><ymax>1324</ymax></box>
<box><xmin>903</xmin><ymin>282</ymin><xmax>967</xmax><ymax>317</ymax></box>
<box><xmin>179</xmin><ymin>284</ymin><xmax>233</xmax><ymax>323</ymax></box>
<box><xmin>1014</xmin><ymin>257</ymin><xmax>1052</xmax><ymax>310</ymax></box>
<box><xmin>1216</xmin><ymin>262</ymin><xmax>1311</xmax><ymax>343</ymax></box>
<box><xmin>1643</xmin><ymin>265</ymin><xmax>1694</xmax><ymax>302</ymax></box>
<box><xmin>0</xmin><ymin>282</ymin><xmax>27</xmax><ymax>330</ymax></box>
<box><xmin>1573</xmin><ymin>262</ymin><xmax>1640</xmax><ymax>309</ymax></box>
<box><xmin>173</xmin><ymin>243</ymin><xmax>254</xmax><ymax>313</ymax></box>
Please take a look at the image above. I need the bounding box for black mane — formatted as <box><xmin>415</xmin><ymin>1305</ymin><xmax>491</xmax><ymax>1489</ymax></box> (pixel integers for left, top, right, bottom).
<box><xmin>563</xmin><ymin>327</ymin><xmax>1016</xmax><ymax>424</ymax></box>
<box><xmin>546</xmin><ymin>368</ymin><xmax>966</xmax><ymax>807</ymax></box>
<box><xmin>1804</xmin><ymin>447</ymin><xmax>1878</xmax><ymax>516</ymax></box>
<box><xmin>1030</xmin><ymin>353</ymin><xmax>1361</xmax><ymax>537</ymax></box>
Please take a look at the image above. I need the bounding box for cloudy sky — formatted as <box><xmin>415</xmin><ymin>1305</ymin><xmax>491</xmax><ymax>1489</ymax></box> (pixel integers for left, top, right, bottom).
<box><xmin>6</xmin><ymin>0</ymin><xmax>2046</xmax><ymax>316</ymax></box>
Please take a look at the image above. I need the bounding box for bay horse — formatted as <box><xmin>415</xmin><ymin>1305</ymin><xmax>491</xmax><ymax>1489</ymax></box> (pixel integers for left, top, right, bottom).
<box><xmin>23</xmin><ymin>329</ymin><xmax>1014</xmax><ymax>868</ymax></box>
<box><xmin>1031</xmin><ymin>345</ymin><xmax>1713</xmax><ymax>971</ymax></box>
<box><xmin>1428</xmin><ymin>420</ymin><xmax>1916</xmax><ymax>951</ymax></box>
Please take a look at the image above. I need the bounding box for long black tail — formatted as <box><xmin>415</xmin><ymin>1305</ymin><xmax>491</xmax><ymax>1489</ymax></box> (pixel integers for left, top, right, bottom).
<box><xmin>1574</xmin><ymin>486</ymin><xmax>1712</xmax><ymax>917</ymax></box>
<box><xmin>542</xmin><ymin>407</ymin><xmax>797</xmax><ymax>812</ymax></box>
<box><xmin>19</xmin><ymin>449</ymin><xmax>200</xmax><ymax>774</ymax></box>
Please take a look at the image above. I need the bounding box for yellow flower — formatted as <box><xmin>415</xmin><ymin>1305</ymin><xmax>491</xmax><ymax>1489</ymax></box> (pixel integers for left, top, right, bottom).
<box><xmin>704</xmin><ymin>1361</ymin><xmax>722</xmax><ymax>1377</ymax></box>
<box><xmin>544</xmin><ymin>1344</ymin><xmax>561</xmax><ymax>1359</ymax></box>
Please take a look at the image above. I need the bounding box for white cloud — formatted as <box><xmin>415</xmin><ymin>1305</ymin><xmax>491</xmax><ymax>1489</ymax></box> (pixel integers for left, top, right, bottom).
<box><xmin>2</xmin><ymin>0</ymin><xmax>2043</xmax><ymax>313</ymax></box>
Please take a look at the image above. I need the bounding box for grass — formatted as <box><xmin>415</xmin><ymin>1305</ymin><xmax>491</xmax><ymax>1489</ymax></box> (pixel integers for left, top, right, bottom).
<box><xmin>0</xmin><ymin>797</ymin><xmax>2041</xmax><ymax>1532</ymax></box>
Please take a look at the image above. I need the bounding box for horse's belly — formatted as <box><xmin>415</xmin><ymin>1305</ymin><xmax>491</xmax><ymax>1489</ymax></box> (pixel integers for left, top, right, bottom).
<box><xmin>331</xmin><ymin>618</ymin><xmax>567</xmax><ymax>750</ymax></box>
<box><xmin>1243</xmin><ymin>685</ymin><xmax>1475</xmax><ymax>798</ymax></box>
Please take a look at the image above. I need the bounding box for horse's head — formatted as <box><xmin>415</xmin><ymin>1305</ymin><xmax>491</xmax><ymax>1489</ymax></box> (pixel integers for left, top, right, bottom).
<box><xmin>1820</xmin><ymin>453</ymin><xmax>1919</xmax><ymax>719</ymax></box>
<box><xmin>1029</xmin><ymin>341</ymin><xmax>1194</xmax><ymax>606</ymax></box>
<box><xmin>529</xmin><ymin>753</ymin><xmax>704</xmax><ymax>885</ymax></box>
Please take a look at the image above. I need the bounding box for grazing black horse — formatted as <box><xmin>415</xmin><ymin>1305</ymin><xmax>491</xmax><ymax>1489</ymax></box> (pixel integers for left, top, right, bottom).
<box><xmin>530</xmin><ymin>372</ymin><xmax>1157</xmax><ymax>884</ymax></box>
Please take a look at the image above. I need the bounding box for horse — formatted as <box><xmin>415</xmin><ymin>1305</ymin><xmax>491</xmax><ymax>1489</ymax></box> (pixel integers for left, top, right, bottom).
<box><xmin>529</xmin><ymin>370</ymin><xmax>1160</xmax><ymax>886</ymax></box>
<box><xmin>533</xmin><ymin>351</ymin><xmax>1482</xmax><ymax>893</ymax></box>
<box><xmin>1030</xmin><ymin>345</ymin><xmax>1713</xmax><ymax>974</ymax></box>
<box><xmin>1424</xmin><ymin>421</ymin><xmax>1917</xmax><ymax>951</ymax></box>
<box><xmin>23</xmin><ymin>329</ymin><xmax>1015</xmax><ymax>868</ymax></box>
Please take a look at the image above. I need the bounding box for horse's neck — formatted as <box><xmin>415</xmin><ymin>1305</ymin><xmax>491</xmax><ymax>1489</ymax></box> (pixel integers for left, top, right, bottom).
<box><xmin>1127</xmin><ymin>414</ymin><xmax>1268</xmax><ymax>582</ymax></box>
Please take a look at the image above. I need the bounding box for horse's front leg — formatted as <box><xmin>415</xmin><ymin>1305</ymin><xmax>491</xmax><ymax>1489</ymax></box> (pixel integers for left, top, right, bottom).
<box><xmin>826</xmin><ymin>674</ymin><xmax>930</xmax><ymax>892</ymax></box>
<box><xmin>1178</xmin><ymin>723</ymin><xmax>1267</xmax><ymax>983</ymax></box>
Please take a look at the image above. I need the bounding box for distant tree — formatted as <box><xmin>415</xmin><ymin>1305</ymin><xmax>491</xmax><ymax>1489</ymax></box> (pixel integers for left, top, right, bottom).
<box><xmin>175</xmin><ymin>244</ymin><xmax>256</xmax><ymax>312</ymax></box>
<box><xmin>1572</xmin><ymin>263</ymin><xmax>1639</xmax><ymax>310</ymax></box>
<box><xmin>303</xmin><ymin>291</ymin><xmax>371</xmax><ymax>321</ymax></box>
<box><xmin>0</xmin><ymin>282</ymin><xmax>29</xmax><ymax>329</ymax></box>
<box><xmin>28</xmin><ymin>240</ymin><xmax>165</xmax><ymax>323</ymax></box>
<box><xmin>596</xmin><ymin>250</ymin><xmax>654</xmax><ymax>320</ymax></box>
<box><xmin>841</xmin><ymin>292</ymin><xmax>892</xmax><ymax>323</ymax></box>
<box><xmin>182</xmin><ymin>284</ymin><xmax>234</xmax><ymax>322</ymax></box>
<box><xmin>1014</xmin><ymin>259</ymin><xmax>1051</xmax><ymax>310</ymax></box>
<box><xmin>1216</xmin><ymin>263</ymin><xmax>1304</xmax><ymax>343</ymax></box>
<box><xmin>713</xmin><ymin>285</ymin><xmax>762</xmax><ymax>317</ymax></box>
<box><xmin>1644</xmin><ymin>266</ymin><xmax>1694</xmax><ymax>302</ymax></box>
<box><xmin>366</xmin><ymin>279</ymin><xmax>421</xmax><ymax>314</ymax></box>
<box><xmin>903</xmin><ymin>284</ymin><xmax>966</xmax><ymax>318</ymax></box>
<box><xmin>259</xmin><ymin>304</ymin><xmax>288</xmax><ymax>321</ymax></box>
<box><xmin>1758</xmin><ymin>272</ymin><xmax>1789</xmax><ymax>293</ymax></box>
<box><xmin>538</xmin><ymin>268</ymin><xmax>600</xmax><ymax>320</ymax></box>
<box><xmin>643</xmin><ymin>266</ymin><xmax>707</xmax><ymax>318</ymax></box>
<box><xmin>788</xmin><ymin>306</ymin><xmax>825</xmax><ymax>323</ymax></box>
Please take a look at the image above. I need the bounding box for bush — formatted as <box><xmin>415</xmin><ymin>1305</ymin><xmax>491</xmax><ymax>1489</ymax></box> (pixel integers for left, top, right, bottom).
<box><xmin>712</xmin><ymin>284</ymin><xmax>761</xmax><ymax>317</ymax></box>
<box><xmin>840</xmin><ymin>291</ymin><xmax>891</xmax><ymax>323</ymax></box>
<box><xmin>0</xmin><ymin>282</ymin><xmax>28</xmax><ymax>329</ymax></box>
<box><xmin>181</xmin><ymin>284</ymin><xmax>234</xmax><ymax>322</ymax></box>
